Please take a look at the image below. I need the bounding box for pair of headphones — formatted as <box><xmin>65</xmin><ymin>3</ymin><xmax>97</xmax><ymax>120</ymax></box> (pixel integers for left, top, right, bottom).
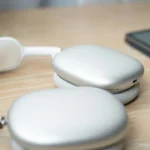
<box><xmin>0</xmin><ymin>37</ymin><xmax>144</xmax><ymax>150</ymax></box>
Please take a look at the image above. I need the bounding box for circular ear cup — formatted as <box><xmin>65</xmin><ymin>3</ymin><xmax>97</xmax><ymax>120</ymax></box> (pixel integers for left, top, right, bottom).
<box><xmin>8</xmin><ymin>87</ymin><xmax>127</xmax><ymax>150</ymax></box>
<box><xmin>53</xmin><ymin>72</ymin><xmax>140</xmax><ymax>104</ymax></box>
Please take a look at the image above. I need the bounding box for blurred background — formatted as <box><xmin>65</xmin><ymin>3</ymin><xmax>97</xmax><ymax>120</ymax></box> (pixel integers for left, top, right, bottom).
<box><xmin>0</xmin><ymin>0</ymin><xmax>149</xmax><ymax>11</ymax></box>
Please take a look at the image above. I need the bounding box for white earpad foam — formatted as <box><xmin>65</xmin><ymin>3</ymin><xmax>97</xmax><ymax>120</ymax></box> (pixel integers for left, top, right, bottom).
<box><xmin>11</xmin><ymin>139</ymin><xmax>125</xmax><ymax>150</ymax></box>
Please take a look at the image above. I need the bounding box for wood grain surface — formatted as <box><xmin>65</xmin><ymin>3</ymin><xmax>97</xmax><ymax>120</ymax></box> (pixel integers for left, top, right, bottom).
<box><xmin>0</xmin><ymin>2</ymin><xmax>149</xmax><ymax>150</ymax></box>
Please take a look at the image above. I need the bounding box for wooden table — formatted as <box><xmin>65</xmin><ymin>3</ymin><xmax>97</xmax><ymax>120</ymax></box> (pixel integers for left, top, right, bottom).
<box><xmin>0</xmin><ymin>2</ymin><xmax>149</xmax><ymax>150</ymax></box>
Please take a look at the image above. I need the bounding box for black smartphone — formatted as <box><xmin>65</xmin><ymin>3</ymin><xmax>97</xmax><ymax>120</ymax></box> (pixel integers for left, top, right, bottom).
<box><xmin>125</xmin><ymin>29</ymin><xmax>150</xmax><ymax>57</ymax></box>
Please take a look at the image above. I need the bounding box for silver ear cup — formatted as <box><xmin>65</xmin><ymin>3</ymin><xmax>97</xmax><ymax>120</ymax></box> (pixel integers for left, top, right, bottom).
<box><xmin>8</xmin><ymin>88</ymin><xmax>127</xmax><ymax>150</ymax></box>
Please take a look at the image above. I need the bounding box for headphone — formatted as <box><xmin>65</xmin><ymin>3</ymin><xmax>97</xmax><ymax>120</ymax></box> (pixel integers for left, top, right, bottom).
<box><xmin>0</xmin><ymin>37</ymin><xmax>144</xmax><ymax>150</ymax></box>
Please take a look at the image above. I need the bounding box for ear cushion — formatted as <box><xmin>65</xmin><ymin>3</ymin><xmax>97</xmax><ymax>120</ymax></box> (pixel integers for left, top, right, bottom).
<box><xmin>11</xmin><ymin>139</ymin><xmax>125</xmax><ymax>150</ymax></box>
<box><xmin>53</xmin><ymin>73</ymin><xmax>140</xmax><ymax>105</ymax></box>
<box><xmin>114</xmin><ymin>83</ymin><xmax>140</xmax><ymax>104</ymax></box>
